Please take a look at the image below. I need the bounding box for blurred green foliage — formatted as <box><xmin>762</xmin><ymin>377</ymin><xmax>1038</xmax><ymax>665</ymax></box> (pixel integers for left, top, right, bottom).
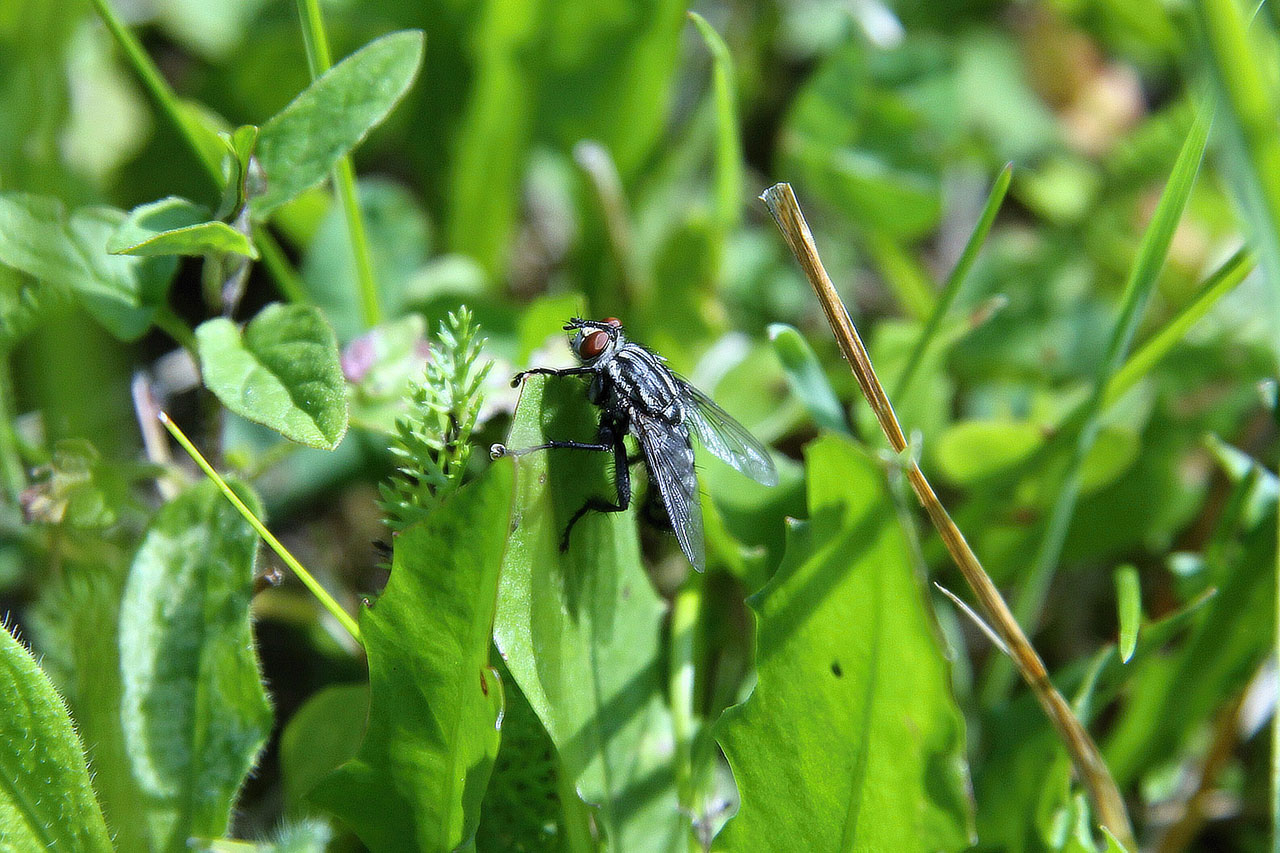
<box><xmin>1</xmin><ymin>0</ymin><xmax>1279</xmax><ymax>850</ymax></box>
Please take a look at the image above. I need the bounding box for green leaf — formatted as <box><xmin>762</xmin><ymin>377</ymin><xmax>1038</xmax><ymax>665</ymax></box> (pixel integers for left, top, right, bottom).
<box><xmin>688</xmin><ymin>12</ymin><xmax>743</xmax><ymax>238</ymax></box>
<box><xmin>716</xmin><ymin>435</ymin><xmax>973</xmax><ymax>850</ymax></box>
<box><xmin>119</xmin><ymin>479</ymin><xmax>274</xmax><ymax>851</ymax></box>
<box><xmin>109</xmin><ymin>196</ymin><xmax>259</xmax><ymax>259</ymax></box>
<box><xmin>189</xmin><ymin>819</ymin><xmax>333</xmax><ymax>853</ymax></box>
<box><xmin>196</xmin><ymin>303</ymin><xmax>349</xmax><ymax>450</ymax></box>
<box><xmin>494</xmin><ymin>376</ymin><xmax>685</xmax><ymax>850</ymax></box>
<box><xmin>768</xmin><ymin>323</ymin><xmax>847</xmax><ymax>434</ymax></box>
<box><xmin>934</xmin><ymin>420</ymin><xmax>1045</xmax><ymax>485</ymax></box>
<box><xmin>0</xmin><ymin>622</ymin><xmax>113</xmax><ymax>852</ymax></box>
<box><xmin>1113</xmin><ymin>565</ymin><xmax>1141</xmax><ymax>664</ymax></box>
<box><xmin>26</xmin><ymin>566</ymin><xmax>152</xmax><ymax>852</ymax></box>
<box><xmin>252</xmin><ymin>31</ymin><xmax>425</xmax><ymax>218</ymax></box>
<box><xmin>0</xmin><ymin>192</ymin><xmax>177</xmax><ymax>340</ymax></box>
<box><xmin>279</xmin><ymin>683</ymin><xmax>366</xmax><ymax>814</ymax></box>
<box><xmin>310</xmin><ymin>462</ymin><xmax>514</xmax><ymax>850</ymax></box>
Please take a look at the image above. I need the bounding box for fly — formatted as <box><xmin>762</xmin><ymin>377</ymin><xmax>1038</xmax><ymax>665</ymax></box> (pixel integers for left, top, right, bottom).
<box><xmin>492</xmin><ymin>317</ymin><xmax>778</xmax><ymax>571</ymax></box>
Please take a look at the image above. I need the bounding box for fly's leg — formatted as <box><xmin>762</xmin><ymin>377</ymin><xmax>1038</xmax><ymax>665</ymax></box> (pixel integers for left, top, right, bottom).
<box><xmin>560</xmin><ymin>429</ymin><xmax>631</xmax><ymax>552</ymax></box>
<box><xmin>510</xmin><ymin>365</ymin><xmax>594</xmax><ymax>387</ymax></box>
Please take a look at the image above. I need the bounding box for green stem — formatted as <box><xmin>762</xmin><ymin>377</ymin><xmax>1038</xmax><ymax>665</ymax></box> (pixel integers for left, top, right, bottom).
<box><xmin>159</xmin><ymin>411</ymin><xmax>363</xmax><ymax>644</ymax></box>
<box><xmin>253</xmin><ymin>224</ymin><xmax>309</xmax><ymax>303</ymax></box>
<box><xmin>90</xmin><ymin>0</ymin><xmax>307</xmax><ymax>304</ymax></box>
<box><xmin>893</xmin><ymin>163</ymin><xmax>1012</xmax><ymax>401</ymax></box>
<box><xmin>294</xmin><ymin>0</ymin><xmax>382</xmax><ymax>327</ymax></box>
<box><xmin>152</xmin><ymin>305</ymin><xmax>198</xmax><ymax>354</ymax></box>
<box><xmin>0</xmin><ymin>352</ymin><xmax>25</xmax><ymax>500</ymax></box>
<box><xmin>88</xmin><ymin>0</ymin><xmax>221</xmax><ymax>185</ymax></box>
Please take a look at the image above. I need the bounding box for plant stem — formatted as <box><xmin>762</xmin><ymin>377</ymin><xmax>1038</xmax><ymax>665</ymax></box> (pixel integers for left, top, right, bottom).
<box><xmin>158</xmin><ymin>411</ymin><xmax>363</xmax><ymax>644</ymax></box>
<box><xmin>760</xmin><ymin>182</ymin><xmax>1135</xmax><ymax>847</ymax></box>
<box><xmin>294</xmin><ymin>0</ymin><xmax>382</xmax><ymax>328</ymax></box>
<box><xmin>152</xmin><ymin>304</ymin><xmax>197</xmax><ymax>354</ymax></box>
<box><xmin>893</xmin><ymin>163</ymin><xmax>1012</xmax><ymax>401</ymax></box>
<box><xmin>89</xmin><ymin>0</ymin><xmax>307</xmax><ymax>304</ymax></box>
<box><xmin>0</xmin><ymin>353</ymin><xmax>25</xmax><ymax>501</ymax></box>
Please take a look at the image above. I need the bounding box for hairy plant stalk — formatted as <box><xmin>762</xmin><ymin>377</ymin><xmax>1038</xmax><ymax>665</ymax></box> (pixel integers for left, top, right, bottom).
<box><xmin>760</xmin><ymin>182</ymin><xmax>1135</xmax><ymax>846</ymax></box>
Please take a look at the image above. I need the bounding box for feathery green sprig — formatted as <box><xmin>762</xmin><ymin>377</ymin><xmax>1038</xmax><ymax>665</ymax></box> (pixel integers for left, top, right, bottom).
<box><xmin>379</xmin><ymin>307</ymin><xmax>492</xmax><ymax>532</ymax></box>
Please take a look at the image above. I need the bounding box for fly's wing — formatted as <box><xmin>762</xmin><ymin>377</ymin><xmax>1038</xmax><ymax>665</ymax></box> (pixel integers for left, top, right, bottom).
<box><xmin>633</xmin><ymin>416</ymin><xmax>705</xmax><ymax>571</ymax></box>
<box><xmin>680</xmin><ymin>381</ymin><xmax>779</xmax><ymax>486</ymax></box>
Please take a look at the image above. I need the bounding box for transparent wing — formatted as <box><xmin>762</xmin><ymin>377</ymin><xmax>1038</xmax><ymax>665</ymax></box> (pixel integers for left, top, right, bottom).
<box><xmin>633</xmin><ymin>417</ymin><xmax>705</xmax><ymax>571</ymax></box>
<box><xmin>680</xmin><ymin>381</ymin><xmax>779</xmax><ymax>486</ymax></box>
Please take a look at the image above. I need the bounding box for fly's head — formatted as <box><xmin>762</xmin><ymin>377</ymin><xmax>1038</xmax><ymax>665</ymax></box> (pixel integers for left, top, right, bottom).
<box><xmin>565</xmin><ymin>316</ymin><xmax>625</xmax><ymax>365</ymax></box>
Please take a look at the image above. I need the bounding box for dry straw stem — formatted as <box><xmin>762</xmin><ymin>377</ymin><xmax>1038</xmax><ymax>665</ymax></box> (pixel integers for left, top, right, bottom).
<box><xmin>760</xmin><ymin>182</ymin><xmax>1135</xmax><ymax>846</ymax></box>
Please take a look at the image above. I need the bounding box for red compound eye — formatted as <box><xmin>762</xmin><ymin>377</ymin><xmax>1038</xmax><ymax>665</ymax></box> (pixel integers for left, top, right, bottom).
<box><xmin>580</xmin><ymin>329</ymin><xmax>609</xmax><ymax>358</ymax></box>
<box><xmin>602</xmin><ymin>317</ymin><xmax>622</xmax><ymax>328</ymax></box>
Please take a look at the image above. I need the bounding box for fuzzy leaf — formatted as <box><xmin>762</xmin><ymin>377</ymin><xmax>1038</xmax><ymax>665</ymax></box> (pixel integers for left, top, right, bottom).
<box><xmin>119</xmin><ymin>479</ymin><xmax>274</xmax><ymax>851</ymax></box>
<box><xmin>252</xmin><ymin>31</ymin><xmax>425</xmax><ymax>217</ymax></box>
<box><xmin>109</xmin><ymin>196</ymin><xmax>258</xmax><ymax>259</ymax></box>
<box><xmin>0</xmin><ymin>192</ymin><xmax>176</xmax><ymax>340</ymax></box>
<box><xmin>197</xmin><ymin>303</ymin><xmax>349</xmax><ymax>449</ymax></box>
<box><xmin>311</xmin><ymin>461</ymin><xmax>514</xmax><ymax>850</ymax></box>
<box><xmin>716</xmin><ymin>435</ymin><xmax>973</xmax><ymax>850</ymax></box>
<box><xmin>494</xmin><ymin>377</ymin><xmax>685</xmax><ymax>851</ymax></box>
<box><xmin>0</xmin><ymin>623</ymin><xmax>113</xmax><ymax>852</ymax></box>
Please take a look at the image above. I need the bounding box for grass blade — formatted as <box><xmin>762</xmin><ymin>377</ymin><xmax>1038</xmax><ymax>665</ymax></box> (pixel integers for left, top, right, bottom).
<box><xmin>1104</xmin><ymin>246</ymin><xmax>1255</xmax><ymax>407</ymax></box>
<box><xmin>893</xmin><ymin>163</ymin><xmax>1012</xmax><ymax>400</ymax></box>
<box><xmin>1114</xmin><ymin>565</ymin><xmax>1141</xmax><ymax>664</ymax></box>
<box><xmin>689</xmin><ymin>12</ymin><xmax>743</xmax><ymax>239</ymax></box>
<box><xmin>768</xmin><ymin>322</ymin><xmax>848</xmax><ymax>434</ymax></box>
<box><xmin>983</xmin><ymin>109</ymin><xmax>1211</xmax><ymax>703</ymax></box>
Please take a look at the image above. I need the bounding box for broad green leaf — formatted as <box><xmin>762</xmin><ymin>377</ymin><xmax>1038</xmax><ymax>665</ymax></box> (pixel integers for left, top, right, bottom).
<box><xmin>279</xmin><ymin>684</ymin><xmax>366</xmax><ymax>814</ymax></box>
<box><xmin>0</xmin><ymin>192</ymin><xmax>177</xmax><ymax>340</ymax></box>
<box><xmin>196</xmin><ymin>303</ymin><xmax>349</xmax><ymax>450</ymax></box>
<box><xmin>716</xmin><ymin>435</ymin><xmax>973</xmax><ymax>850</ymax></box>
<box><xmin>26</xmin><ymin>566</ymin><xmax>151</xmax><ymax>852</ymax></box>
<box><xmin>311</xmin><ymin>462</ymin><xmax>514</xmax><ymax>851</ymax></box>
<box><xmin>1114</xmin><ymin>565</ymin><xmax>1141</xmax><ymax>664</ymax></box>
<box><xmin>252</xmin><ymin>31</ymin><xmax>425</xmax><ymax>217</ymax></box>
<box><xmin>934</xmin><ymin>420</ymin><xmax>1045</xmax><ymax>485</ymax></box>
<box><xmin>109</xmin><ymin>196</ymin><xmax>258</xmax><ymax>259</ymax></box>
<box><xmin>0</xmin><ymin>622</ymin><xmax>113</xmax><ymax>852</ymax></box>
<box><xmin>494</xmin><ymin>376</ymin><xmax>685</xmax><ymax>851</ymax></box>
<box><xmin>119</xmin><ymin>479</ymin><xmax>274</xmax><ymax>852</ymax></box>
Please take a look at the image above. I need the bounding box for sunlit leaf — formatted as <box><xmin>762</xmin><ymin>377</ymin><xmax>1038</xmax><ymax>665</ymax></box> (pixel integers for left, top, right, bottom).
<box><xmin>196</xmin><ymin>303</ymin><xmax>349</xmax><ymax>449</ymax></box>
<box><xmin>0</xmin><ymin>622</ymin><xmax>113</xmax><ymax>852</ymax></box>
<box><xmin>311</xmin><ymin>461</ymin><xmax>514</xmax><ymax>850</ymax></box>
<box><xmin>494</xmin><ymin>376</ymin><xmax>685</xmax><ymax>850</ymax></box>
<box><xmin>109</xmin><ymin>196</ymin><xmax>258</xmax><ymax>259</ymax></box>
<box><xmin>118</xmin><ymin>479</ymin><xmax>273</xmax><ymax>850</ymax></box>
<box><xmin>716</xmin><ymin>435</ymin><xmax>972</xmax><ymax>850</ymax></box>
<box><xmin>252</xmin><ymin>31</ymin><xmax>425</xmax><ymax>217</ymax></box>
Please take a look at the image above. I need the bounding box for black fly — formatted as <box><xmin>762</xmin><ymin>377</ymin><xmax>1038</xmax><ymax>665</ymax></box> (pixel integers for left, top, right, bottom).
<box><xmin>493</xmin><ymin>317</ymin><xmax>778</xmax><ymax>571</ymax></box>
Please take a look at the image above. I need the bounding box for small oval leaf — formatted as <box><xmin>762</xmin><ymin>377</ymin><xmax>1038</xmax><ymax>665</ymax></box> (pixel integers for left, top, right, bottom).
<box><xmin>1114</xmin><ymin>565</ymin><xmax>1141</xmax><ymax>663</ymax></box>
<box><xmin>109</xmin><ymin>196</ymin><xmax>258</xmax><ymax>259</ymax></box>
<box><xmin>252</xmin><ymin>31</ymin><xmax>425</xmax><ymax>217</ymax></box>
<box><xmin>197</xmin><ymin>303</ymin><xmax>349</xmax><ymax>449</ymax></box>
<box><xmin>934</xmin><ymin>420</ymin><xmax>1045</xmax><ymax>484</ymax></box>
<box><xmin>119</xmin><ymin>479</ymin><xmax>274</xmax><ymax>849</ymax></box>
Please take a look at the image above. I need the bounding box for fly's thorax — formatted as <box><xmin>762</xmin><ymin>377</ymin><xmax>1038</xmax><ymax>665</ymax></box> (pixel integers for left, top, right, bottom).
<box><xmin>607</xmin><ymin>343</ymin><xmax>686</xmax><ymax>423</ymax></box>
